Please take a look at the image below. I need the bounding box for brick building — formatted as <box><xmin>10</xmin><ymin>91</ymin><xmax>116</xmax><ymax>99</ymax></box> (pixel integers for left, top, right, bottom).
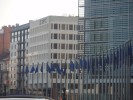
<box><xmin>0</xmin><ymin>26</ymin><xmax>12</xmax><ymax>59</ymax></box>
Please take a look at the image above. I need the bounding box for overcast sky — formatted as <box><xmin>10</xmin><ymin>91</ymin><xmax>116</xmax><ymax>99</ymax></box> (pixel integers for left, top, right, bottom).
<box><xmin>0</xmin><ymin>0</ymin><xmax>78</xmax><ymax>28</ymax></box>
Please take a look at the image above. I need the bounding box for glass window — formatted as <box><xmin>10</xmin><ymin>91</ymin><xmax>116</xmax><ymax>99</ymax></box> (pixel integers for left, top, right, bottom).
<box><xmin>54</xmin><ymin>43</ymin><xmax>57</xmax><ymax>49</ymax></box>
<box><xmin>61</xmin><ymin>44</ymin><xmax>65</xmax><ymax>49</ymax></box>
<box><xmin>61</xmin><ymin>24</ymin><xmax>65</xmax><ymax>30</ymax></box>
<box><xmin>53</xmin><ymin>53</ymin><xmax>57</xmax><ymax>59</ymax></box>
<box><xmin>61</xmin><ymin>53</ymin><xmax>65</xmax><ymax>59</ymax></box>
<box><xmin>61</xmin><ymin>34</ymin><xmax>65</xmax><ymax>40</ymax></box>
<box><xmin>69</xmin><ymin>34</ymin><xmax>73</xmax><ymax>40</ymax></box>
<box><xmin>69</xmin><ymin>24</ymin><xmax>73</xmax><ymax>30</ymax></box>
<box><xmin>69</xmin><ymin>54</ymin><xmax>72</xmax><ymax>59</ymax></box>
<box><xmin>54</xmin><ymin>33</ymin><xmax>58</xmax><ymax>39</ymax></box>
<box><xmin>69</xmin><ymin>44</ymin><xmax>73</xmax><ymax>50</ymax></box>
<box><xmin>54</xmin><ymin>24</ymin><xmax>58</xmax><ymax>29</ymax></box>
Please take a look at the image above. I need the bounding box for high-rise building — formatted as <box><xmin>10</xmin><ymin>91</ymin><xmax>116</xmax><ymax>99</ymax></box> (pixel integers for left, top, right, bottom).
<box><xmin>9</xmin><ymin>23</ymin><xmax>29</xmax><ymax>94</ymax></box>
<box><xmin>78</xmin><ymin>0</ymin><xmax>133</xmax><ymax>55</ymax></box>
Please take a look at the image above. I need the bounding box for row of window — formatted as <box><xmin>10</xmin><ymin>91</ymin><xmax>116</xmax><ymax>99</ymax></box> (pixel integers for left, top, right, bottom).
<box><xmin>51</xmin><ymin>43</ymin><xmax>77</xmax><ymax>50</ymax></box>
<box><xmin>11</xmin><ymin>29</ymin><xmax>29</xmax><ymax>37</ymax></box>
<box><xmin>11</xmin><ymin>34</ymin><xmax>29</xmax><ymax>42</ymax></box>
<box><xmin>51</xmin><ymin>33</ymin><xmax>78</xmax><ymax>40</ymax></box>
<box><xmin>11</xmin><ymin>43</ymin><xmax>28</xmax><ymax>50</ymax></box>
<box><xmin>51</xmin><ymin>23</ymin><xmax>79</xmax><ymax>31</ymax></box>
<box><xmin>51</xmin><ymin>53</ymin><xmax>76</xmax><ymax>59</ymax></box>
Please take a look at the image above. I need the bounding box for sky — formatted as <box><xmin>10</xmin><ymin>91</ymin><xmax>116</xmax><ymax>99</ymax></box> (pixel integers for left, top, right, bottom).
<box><xmin>0</xmin><ymin>0</ymin><xmax>78</xmax><ymax>28</ymax></box>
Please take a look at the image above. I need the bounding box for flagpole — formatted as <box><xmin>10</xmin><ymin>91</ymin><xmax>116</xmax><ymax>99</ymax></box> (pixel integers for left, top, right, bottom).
<box><xmin>105</xmin><ymin>51</ymin><xmax>108</xmax><ymax>100</ymax></box>
<box><xmin>60</xmin><ymin>60</ymin><xmax>62</xmax><ymax>99</ymax></box>
<box><xmin>73</xmin><ymin>59</ymin><xmax>76</xmax><ymax>100</ymax></box>
<box><xmin>94</xmin><ymin>52</ymin><xmax>97</xmax><ymax>100</ymax></box>
<box><xmin>37</xmin><ymin>63</ymin><xmax>39</xmax><ymax>96</ymax></box>
<box><xmin>46</xmin><ymin>63</ymin><xmax>48</xmax><ymax>97</ymax></box>
<box><xmin>78</xmin><ymin>57</ymin><xmax>80</xmax><ymax>100</ymax></box>
<box><xmin>98</xmin><ymin>53</ymin><xmax>100</xmax><ymax>100</ymax></box>
<box><xmin>41</xmin><ymin>62</ymin><xmax>44</xmax><ymax>96</ymax></box>
<box><xmin>68</xmin><ymin>59</ymin><xmax>72</xmax><ymax>100</ymax></box>
<box><xmin>86</xmin><ymin>56</ymin><xmax>89</xmax><ymax>100</ymax></box>
<box><xmin>32</xmin><ymin>63</ymin><xmax>34</xmax><ymax>95</ymax></box>
<box><xmin>51</xmin><ymin>61</ymin><xmax>53</xmax><ymax>99</ymax></box>
<box><xmin>112</xmin><ymin>48</ymin><xmax>115</xmax><ymax>100</ymax></box>
<box><xmin>90</xmin><ymin>55</ymin><xmax>92</xmax><ymax>100</ymax></box>
<box><xmin>82</xmin><ymin>56</ymin><xmax>84</xmax><ymax>100</ymax></box>
<box><xmin>109</xmin><ymin>50</ymin><xmax>111</xmax><ymax>100</ymax></box>
<box><xmin>101</xmin><ymin>51</ymin><xmax>104</xmax><ymax>100</ymax></box>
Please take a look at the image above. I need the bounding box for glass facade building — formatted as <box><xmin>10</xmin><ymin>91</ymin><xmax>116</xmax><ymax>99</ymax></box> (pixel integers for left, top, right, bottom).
<box><xmin>78</xmin><ymin>0</ymin><xmax>133</xmax><ymax>55</ymax></box>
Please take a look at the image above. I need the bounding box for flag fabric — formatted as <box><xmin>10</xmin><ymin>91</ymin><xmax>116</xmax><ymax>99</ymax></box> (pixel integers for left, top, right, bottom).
<box><xmin>46</xmin><ymin>62</ymin><xmax>51</xmax><ymax>73</ymax></box>
<box><xmin>83</xmin><ymin>57</ymin><xmax>87</xmax><ymax>69</ymax></box>
<box><xmin>69</xmin><ymin>60</ymin><xmax>74</xmax><ymax>72</ymax></box>
<box><xmin>25</xmin><ymin>65</ymin><xmax>29</xmax><ymax>74</ymax></box>
<box><xmin>87</xmin><ymin>56</ymin><xmax>90</xmax><ymax>72</ymax></box>
<box><xmin>51</xmin><ymin>62</ymin><xmax>55</xmax><ymax>72</ymax></box>
<box><xmin>128</xmin><ymin>41</ymin><xmax>132</xmax><ymax>65</ymax></box>
<box><xmin>30</xmin><ymin>64</ymin><xmax>35</xmax><ymax>73</ymax></box>
<box><xmin>22</xmin><ymin>66</ymin><xmax>25</xmax><ymax>74</ymax></box>
<box><xmin>80</xmin><ymin>58</ymin><xmax>82</xmax><ymax>68</ymax></box>
<box><xmin>40</xmin><ymin>62</ymin><xmax>43</xmax><ymax>72</ymax></box>
<box><xmin>35</xmin><ymin>64</ymin><xmax>39</xmax><ymax>73</ymax></box>
<box><xmin>75</xmin><ymin>60</ymin><xmax>79</xmax><ymax>69</ymax></box>
<box><xmin>63</xmin><ymin>62</ymin><xmax>67</xmax><ymax>75</ymax></box>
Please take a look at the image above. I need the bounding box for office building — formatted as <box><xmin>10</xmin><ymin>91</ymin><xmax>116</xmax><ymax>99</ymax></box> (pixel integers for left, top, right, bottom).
<box><xmin>78</xmin><ymin>0</ymin><xmax>133</xmax><ymax>55</ymax></box>
<box><xmin>9</xmin><ymin>23</ymin><xmax>29</xmax><ymax>94</ymax></box>
<box><xmin>28</xmin><ymin>16</ymin><xmax>78</xmax><ymax>98</ymax></box>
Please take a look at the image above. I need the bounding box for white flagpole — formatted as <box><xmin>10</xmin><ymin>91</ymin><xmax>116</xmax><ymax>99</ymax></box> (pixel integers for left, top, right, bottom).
<box><xmin>41</xmin><ymin>63</ymin><xmax>44</xmax><ymax>96</ymax></box>
<box><xmin>86</xmin><ymin>56</ymin><xmax>89</xmax><ymax>100</ymax></box>
<box><xmin>102</xmin><ymin>51</ymin><xmax>104</xmax><ymax>100</ymax></box>
<box><xmin>51</xmin><ymin>62</ymin><xmax>53</xmax><ymax>99</ymax></box>
<box><xmin>109</xmin><ymin>50</ymin><xmax>111</xmax><ymax>100</ymax></box>
<box><xmin>73</xmin><ymin>59</ymin><xmax>76</xmax><ymax>100</ymax></box>
<box><xmin>37</xmin><ymin>63</ymin><xmax>39</xmax><ymax>96</ymax></box>
<box><xmin>68</xmin><ymin>60</ymin><xmax>72</xmax><ymax>100</ymax></box>
<box><xmin>78</xmin><ymin>58</ymin><xmax>80</xmax><ymax>100</ymax></box>
<box><xmin>98</xmin><ymin>54</ymin><xmax>100</xmax><ymax>100</ymax></box>
<box><xmin>94</xmin><ymin>51</ymin><xmax>97</xmax><ymax>100</ymax></box>
<box><xmin>46</xmin><ymin>62</ymin><xmax>49</xmax><ymax>97</ymax></box>
<box><xmin>82</xmin><ymin>56</ymin><xmax>84</xmax><ymax>100</ymax></box>
<box><xmin>111</xmin><ymin>48</ymin><xmax>114</xmax><ymax>100</ymax></box>
<box><xmin>60</xmin><ymin>60</ymin><xmax>62</xmax><ymax>99</ymax></box>
<box><xmin>90</xmin><ymin>55</ymin><xmax>92</xmax><ymax>100</ymax></box>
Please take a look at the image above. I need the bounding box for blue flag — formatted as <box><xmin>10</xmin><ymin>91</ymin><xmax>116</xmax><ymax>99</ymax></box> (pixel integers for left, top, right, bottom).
<box><xmin>35</xmin><ymin>64</ymin><xmax>39</xmax><ymax>73</ymax></box>
<box><xmin>87</xmin><ymin>57</ymin><xmax>90</xmax><ymax>72</ymax></box>
<box><xmin>46</xmin><ymin>62</ymin><xmax>51</xmax><ymax>73</ymax></box>
<box><xmin>50</xmin><ymin>62</ymin><xmax>55</xmax><ymax>72</ymax></box>
<box><xmin>25</xmin><ymin>65</ymin><xmax>29</xmax><ymax>74</ymax></box>
<box><xmin>40</xmin><ymin>62</ymin><xmax>43</xmax><ymax>72</ymax></box>
<box><xmin>55</xmin><ymin>63</ymin><xmax>61</xmax><ymax>74</ymax></box>
<box><xmin>69</xmin><ymin>60</ymin><xmax>74</xmax><ymax>72</ymax></box>
<box><xmin>63</xmin><ymin>62</ymin><xmax>67</xmax><ymax>75</ymax></box>
<box><xmin>80</xmin><ymin>58</ymin><xmax>82</xmax><ymax>68</ymax></box>
<box><xmin>75</xmin><ymin>60</ymin><xmax>79</xmax><ymax>69</ymax></box>
<box><xmin>83</xmin><ymin>57</ymin><xmax>87</xmax><ymax>69</ymax></box>
<box><xmin>30</xmin><ymin>64</ymin><xmax>35</xmax><ymax>73</ymax></box>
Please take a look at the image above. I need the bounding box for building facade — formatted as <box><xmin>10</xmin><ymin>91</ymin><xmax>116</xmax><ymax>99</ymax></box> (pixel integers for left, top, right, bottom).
<box><xmin>78</xmin><ymin>0</ymin><xmax>133</xmax><ymax>55</ymax></box>
<box><xmin>9</xmin><ymin>24</ymin><xmax>29</xmax><ymax>94</ymax></box>
<box><xmin>28</xmin><ymin>16</ymin><xmax>78</xmax><ymax>98</ymax></box>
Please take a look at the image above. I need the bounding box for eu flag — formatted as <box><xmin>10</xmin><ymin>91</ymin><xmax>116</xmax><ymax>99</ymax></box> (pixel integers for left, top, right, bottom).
<box><xmin>40</xmin><ymin>62</ymin><xmax>43</xmax><ymax>72</ymax></box>
<box><xmin>30</xmin><ymin>64</ymin><xmax>35</xmax><ymax>73</ymax></box>
<box><xmin>69</xmin><ymin>60</ymin><xmax>74</xmax><ymax>72</ymax></box>
<box><xmin>35</xmin><ymin>64</ymin><xmax>39</xmax><ymax>73</ymax></box>
<box><xmin>83</xmin><ymin>57</ymin><xmax>87</xmax><ymax>69</ymax></box>
<box><xmin>46</xmin><ymin>62</ymin><xmax>51</xmax><ymax>73</ymax></box>
<box><xmin>25</xmin><ymin>65</ymin><xmax>29</xmax><ymax>74</ymax></box>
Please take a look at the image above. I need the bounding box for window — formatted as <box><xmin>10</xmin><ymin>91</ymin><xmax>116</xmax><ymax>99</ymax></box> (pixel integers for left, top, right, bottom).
<box><xmin>69</xmin><ymin>34</ymin><xmax>73</xmax><ymax>40</ymax></box>
<box><xmin>53</xmin><ymin>43</ymin><xmax>57</xmax><ymax>49</ymax></box>
<box><xmin>61</xmin><ymin>34</ymin><xmax>65</xmax><ymax>40</ymax></box>
<box><xmin>69</xmin><ymin>44</ymin><xmax>73</xmax><ymax>50</ymax></box>
<box><xmin>69</xmin><ymin>54</ymin><xmax>72</xmax><ymax>59</ymax></box>
<box><xmin>54</xmin><ymin>33</ymin><xmax>58</xmax><ymax>39</ymax></box>
<box><xmin>61</xmin><ymin>24</ymin><xmax>65</xmax><ymax>30</ymax></box>
<box><xmin>69</xmin><ymin>24</ymin><xmax>73</xmax><ymax>30</ymax></box>
<box><xmin>54</xmin><ymin>24</ymin><xmax>58</xmax><ymax>29</ymax></box>
<box><xmin>53</xmin><ymin>53</ymin><xmax>57</xmax><ymax>59</ymax></box>
<box><xmin>61</xmin><ymin>53</ymin><xmax>65</xmax><ymax>59</ymax></box>
<box><xmin>61</xmin><ymin>44</ymin><xmax>65</xmax><ymax>49</ymax></box>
